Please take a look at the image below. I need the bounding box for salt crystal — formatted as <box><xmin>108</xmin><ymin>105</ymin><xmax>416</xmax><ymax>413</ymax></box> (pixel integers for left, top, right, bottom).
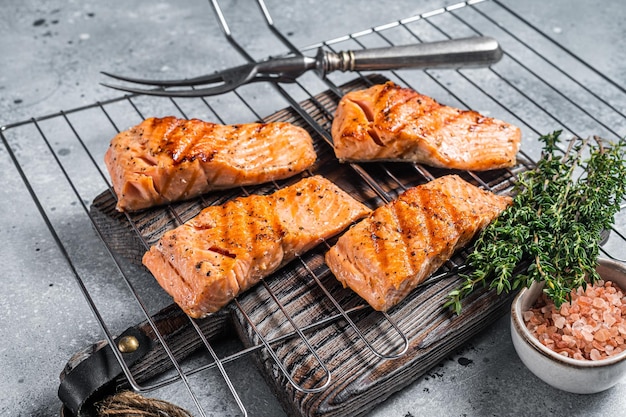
<box><xmin>590</xmin><ymin>349</ymin><xmax>602</xmax><ymax>360</ymax></box>
<box><xmin>537</xmin><ymin>324</ymin><xmax>547</xmax><ymax>335</ymax></box>
<box><xmin>562</xmin><ymin>334</ymin><xmax>576</xmax><ymax>347</ymax></box>
<box><xmin>595</xmin><ymin>328</ymin><xmax>611</xmax><ymax>342</ymax></box>
<box><xmin>593</xmin><ymin>297</ymin><xmax>608</xmax><ymax>309</ymax></box>
<box><xmin>525</xmin><ymin>280</ymin><xmax>626</xmax><ymax>361</ymax></box>
<box><xmin>593</xmin><ymin>340</ymin><xmax>606</xmax><ymax>352</ymax></box>
<box><xmin>523</xmin><ymin>311</ymin><xmax>534</xmax><ymax>322</ymax></box>
<box><xmin>554</xmin><ymin>316</ymin><xmax>566</xmax><ymax>329</ymax></box>
<box><xmin>608</xmin><ymin>294</ymin><xmax>621</xmax><ymax>305</ymax></box>
<box><xmin>604</xmin><ymin>310</ymin><xmax>617</xmax><ymax>327</ymax></box>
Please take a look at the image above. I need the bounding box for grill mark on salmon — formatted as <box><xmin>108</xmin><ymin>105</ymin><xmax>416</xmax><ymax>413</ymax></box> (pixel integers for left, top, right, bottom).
<box><xmin>105</xmin><ymin>116</ymin><xmax>317</xmax><ymax>212</ymax></box>
<box><xmin>142</xmin><ymin>175</ymin><xmax>371</xmax><ymax>318</ymax></box>
<box><xmin>331</xmin><ymin>82</ymin><xmax>521</xmax><ymax>171</ymax></box>
<box><xmin>325</xmin><ymin>175</ymin><xmax>511</xmax><ymax>311</ymax></box>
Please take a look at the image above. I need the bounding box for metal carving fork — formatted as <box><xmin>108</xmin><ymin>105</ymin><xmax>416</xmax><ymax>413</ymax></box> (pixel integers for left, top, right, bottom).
<box><xmin>101</xmin><ymin>36</ymin><xmax>502</xmax><ymax>97</ymax></box>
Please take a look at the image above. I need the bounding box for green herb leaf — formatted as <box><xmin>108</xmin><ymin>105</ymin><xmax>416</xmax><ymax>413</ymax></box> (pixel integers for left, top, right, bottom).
<box><xmin>447</xmin><ymin>131</ymin><xmax>626</xmax><ymax>313</ymax></box>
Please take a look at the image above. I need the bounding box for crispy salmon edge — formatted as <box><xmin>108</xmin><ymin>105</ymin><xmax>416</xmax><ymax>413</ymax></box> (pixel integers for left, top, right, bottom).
<box><xmin>324</xmin><ymin>175</ymin><xmax>512</xmax><ymax>311</ymax></box>
<box><xmin>142</xmin><ymin>242</ymin><xmax>244</xmax><ymax>318</ymax></box>
<box><xmin>142</xmin><ymin>175</ymin><xmax>373</xmax><ymax>318</ymax></box>
<box><xmin>331</xmin><ymin>81</ymin><xmax>522</xmax><ymax>170</ymax></box>
<box><xmin>105</xmin><ymin>117</ymin><xmax>318</xmax><ymax>212</ymax></box>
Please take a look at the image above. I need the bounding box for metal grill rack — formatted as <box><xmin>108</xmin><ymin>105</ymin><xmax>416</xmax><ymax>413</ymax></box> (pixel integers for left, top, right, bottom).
<box><xmin>2</xmin><ymin>1</ymin><xmax>626</xmax><ymax>416</ymax></box>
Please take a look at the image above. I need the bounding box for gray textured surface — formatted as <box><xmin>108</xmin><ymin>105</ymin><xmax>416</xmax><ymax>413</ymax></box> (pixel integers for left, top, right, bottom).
<box><xmin>2</xmin><ymin>1</ymin><xmax>626</xmax><ymax>416</ymax></box>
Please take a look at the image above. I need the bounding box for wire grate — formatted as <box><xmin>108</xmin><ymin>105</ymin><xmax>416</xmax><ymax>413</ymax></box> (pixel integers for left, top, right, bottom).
<box><xmin>2</xmin><ymin>1</ymin><xmax>625</xmax><ymax>416</ymax></box>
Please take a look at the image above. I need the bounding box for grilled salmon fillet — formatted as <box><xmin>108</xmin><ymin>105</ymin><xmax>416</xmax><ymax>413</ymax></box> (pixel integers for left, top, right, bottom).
<box><xmin>142</xmin><ymin>175</ymin><xmax>371</xmax><ymax>318</ymax></box>
<box><xmin>105</xmin><ymin>116</ymin><xmax>317</xmax><ymax>212</ymax></box>
<box><xmin>331</xmin><ymin>81</ymin><xmax>521</xmax><ymax>170</ymax></box>
<box><xmin>325</xmin><ymin>175</ymin><xmax>511</xmax><ymax>311</ymax></box>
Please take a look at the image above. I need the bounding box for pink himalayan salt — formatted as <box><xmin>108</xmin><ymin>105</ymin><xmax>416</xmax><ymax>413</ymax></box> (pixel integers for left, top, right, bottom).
<box><xmin>523</xmin><ymin>280</ymin><xmax>626</xmax><ymax>361</ymax></box>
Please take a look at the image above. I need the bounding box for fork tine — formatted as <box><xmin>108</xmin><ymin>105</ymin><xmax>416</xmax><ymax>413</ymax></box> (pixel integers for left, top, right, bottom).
<box><xmin>100</xmin><ymin>70</ymin><xmax>227</xmax><ymax>87</ymax></box>
<box><xmin>101</xmin><ymin>71</ymin><xmax>305</xmax><ymax>97</ymax></box>
<box><xmin>100</xmin><ymin>82</ymin><xmax>238</xmax><ymax>98</ymax></box>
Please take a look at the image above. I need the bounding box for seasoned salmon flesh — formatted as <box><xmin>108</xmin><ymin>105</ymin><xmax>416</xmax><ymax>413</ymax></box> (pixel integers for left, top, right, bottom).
<box><xmin>142</xmin><ymin>175</ymin><xmax>371</xmax><ymax>318</ymax></box>
<box><xmin>105</xmin><ymin>116</ymin><xmax>317</xmax><ymax>212</ymax></box>
<box><xmin>325</xmin><ymin>175</ymin><xmax>511</xmax><ymax>311</ymax></box>
<box><xmin>331</xmin><ymin>82</ymin><xmax>521</xmax><ymax>170</ymax></box>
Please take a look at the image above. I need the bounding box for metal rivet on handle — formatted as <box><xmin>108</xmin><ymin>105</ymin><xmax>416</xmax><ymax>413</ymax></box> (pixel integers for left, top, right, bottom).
<box><xmin>117</xmin><ymin>335</ymin><xmax>140</xmax><ymax>353</ymax></box>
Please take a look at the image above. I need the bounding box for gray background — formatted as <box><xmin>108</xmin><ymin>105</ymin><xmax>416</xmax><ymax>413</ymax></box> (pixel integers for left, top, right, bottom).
<box><xmin>2</xmin><ymin>1</ymin><xmax>625</xmax><ymax>416</ymax></box>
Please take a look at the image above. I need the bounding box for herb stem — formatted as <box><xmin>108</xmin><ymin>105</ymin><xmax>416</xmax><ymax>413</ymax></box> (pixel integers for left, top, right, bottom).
<box><xmin>445</xmin><ymin>131</ymin><xmax>626</xmax><ymax>315</ymax></box>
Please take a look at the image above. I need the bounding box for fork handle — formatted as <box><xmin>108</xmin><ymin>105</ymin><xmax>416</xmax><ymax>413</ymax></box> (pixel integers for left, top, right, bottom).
<box><xmin>319</xmin><ymin>36</ymin><xmax>502</xmax><ymax>74</ymax></box>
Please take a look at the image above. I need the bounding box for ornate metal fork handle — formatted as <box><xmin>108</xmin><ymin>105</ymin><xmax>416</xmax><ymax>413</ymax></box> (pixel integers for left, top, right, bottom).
<box><xmin>102</xmin><ymin>36</ymin><xmax>502</xmax><ymax>97</ymax></box>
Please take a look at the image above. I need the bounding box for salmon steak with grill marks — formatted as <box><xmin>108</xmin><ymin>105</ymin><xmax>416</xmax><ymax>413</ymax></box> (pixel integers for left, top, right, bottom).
<box><xmin>331</xmin><ymin>81</ymin><xmax>521</xmax><ymax>170</ymax></box>
<box><xmin>325</xmin><ymin>175</ymin><xmax>511</xmax><ymax>311</ymax></box>
<box><xmin>105</xmin><ymin>116</ymin><xmax>317</xmax><ymax>212</ymax></box>
<box><xmin>142</xmin><ymin>175</ymin><xmax>371</xmax><ymax>318</ymax></box>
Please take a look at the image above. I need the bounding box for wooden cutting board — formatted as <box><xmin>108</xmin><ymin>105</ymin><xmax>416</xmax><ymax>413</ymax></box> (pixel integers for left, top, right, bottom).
<box><xmin>87</xmin><ymin>75</ymin><xmax>522</xmax><ymax>417</ymax></box>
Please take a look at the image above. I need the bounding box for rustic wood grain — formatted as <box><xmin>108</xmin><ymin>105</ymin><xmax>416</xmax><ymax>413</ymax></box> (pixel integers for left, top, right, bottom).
<box><xmin>231</xmin><ymin>246</ymin><xmax>516</xmax><ymax>417</ymax></box>
<box><xmin>87</xmin><ymin>75</ymin><xmax>524</xmax><ymax>417</ymax></box>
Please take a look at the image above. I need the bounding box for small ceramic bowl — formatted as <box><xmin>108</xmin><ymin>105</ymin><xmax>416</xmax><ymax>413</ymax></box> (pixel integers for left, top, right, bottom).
<box><xmin>511</xmin><ymin>258</ymin><xmax>626</xmax><ymax>394</ymax></box>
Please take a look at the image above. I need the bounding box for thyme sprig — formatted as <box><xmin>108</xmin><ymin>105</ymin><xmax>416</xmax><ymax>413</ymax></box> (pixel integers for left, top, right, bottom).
<box><xmin>445</xmin><ymin>131</ymin><xmax>626</xmax><ymax>315</ymax></box>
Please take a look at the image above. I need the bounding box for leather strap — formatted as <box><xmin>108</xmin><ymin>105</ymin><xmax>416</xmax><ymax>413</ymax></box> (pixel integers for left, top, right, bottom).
<box><xmin>57</xmin><ymin>303</ymin><xmax>232</xmax><ymax>416</ymax></box>
<box><xmin>58</xmin><ymin>327</ymin><xmax>152</xmax><ymax>417</ymax></box>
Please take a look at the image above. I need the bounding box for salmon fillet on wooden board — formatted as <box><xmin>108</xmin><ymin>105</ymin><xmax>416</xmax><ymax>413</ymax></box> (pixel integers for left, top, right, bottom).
<box><xmin>331</xmin><ymin>81</ymin><xmax>521</xmax><ymax>170</ymax></box>
<box><xmin>104</xmin><ymin>116</ymin><xmax>317</xmax><ymax>212</ymax></box>
<box><xmin>142</xmin><ymin>175</ymin><xmax>371</xmax><ymax>318</ymax></box>
<box><xmin>325</xmin><ymin>175</ymin><xmax>511</xmax><ymax>311</ymax></box>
